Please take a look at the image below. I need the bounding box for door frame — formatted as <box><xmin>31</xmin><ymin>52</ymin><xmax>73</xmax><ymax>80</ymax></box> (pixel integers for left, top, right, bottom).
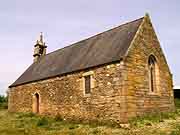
<box><xmin>32</xmin><ymin>92</ymin><xmax>40</xmax><ymax>114</ymax></box>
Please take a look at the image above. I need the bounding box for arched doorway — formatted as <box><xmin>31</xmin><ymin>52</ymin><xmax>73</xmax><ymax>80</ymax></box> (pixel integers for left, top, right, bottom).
<box><xmin>33</xmin><ymin>93</ymin><xmax>40</xmax><ymax>113</ymax></box>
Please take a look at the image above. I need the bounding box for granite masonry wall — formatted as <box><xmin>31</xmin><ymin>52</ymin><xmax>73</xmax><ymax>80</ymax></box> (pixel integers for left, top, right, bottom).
<box><xmin>8</xmin><ymin>61</ymin><xmax>128</xmax><ymax>123</ymax></box>
<box><xmin>123</xmin><ymin>15</ymin><xmax>175</xmax><ymax>119</ymax></box>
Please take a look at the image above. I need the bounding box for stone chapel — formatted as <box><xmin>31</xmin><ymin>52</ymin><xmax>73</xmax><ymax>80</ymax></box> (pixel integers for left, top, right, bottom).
<box><xmin>8</xmin><ymin>14</ymin><xmax>175</xmax><ymax>123</ymax></box>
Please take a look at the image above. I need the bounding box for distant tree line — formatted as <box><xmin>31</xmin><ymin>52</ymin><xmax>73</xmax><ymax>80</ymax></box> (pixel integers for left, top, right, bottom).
<box><xmin>0</xmin><ymin>95</ymin><xmax>8</xmax><ymax>109</ymax></box>
<box><xmin>0</xmin><ymin>95</ymin><xmax>7</xmax><ymax>102</ymax></box>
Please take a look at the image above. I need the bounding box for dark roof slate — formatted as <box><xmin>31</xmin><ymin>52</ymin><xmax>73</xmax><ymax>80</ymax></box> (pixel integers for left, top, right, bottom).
<box><xmin>10</xmin><ymin>17</ymin><xmax>143</xmax><ymax>87</ymax></box>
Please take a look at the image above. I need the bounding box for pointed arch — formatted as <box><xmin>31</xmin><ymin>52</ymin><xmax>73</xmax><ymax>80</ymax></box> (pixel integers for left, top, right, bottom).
<box><xmin>148</xmin><ymin>55</ymin><xmax>159</xmax><ymax>93</ymax></box>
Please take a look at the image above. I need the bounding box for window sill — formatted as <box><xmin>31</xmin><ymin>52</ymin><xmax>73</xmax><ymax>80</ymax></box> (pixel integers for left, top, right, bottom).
<box><xmin>148</xmin><ymin>92</ymin><xmax>160</xmax><ymax>96</ymax></box>
<box><xmin>84</xmin><ymin>93</ymin><xmax>91</xmax><ymax>97</ymax></box>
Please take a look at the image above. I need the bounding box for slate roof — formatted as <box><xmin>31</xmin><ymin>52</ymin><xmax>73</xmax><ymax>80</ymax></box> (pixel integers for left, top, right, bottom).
<box><xmin>10</xmin><ymin>17</ymin><xmax>143</xmax><ymax>87</ymax></box>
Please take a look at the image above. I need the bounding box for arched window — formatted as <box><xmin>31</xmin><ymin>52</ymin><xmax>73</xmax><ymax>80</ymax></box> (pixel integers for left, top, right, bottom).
<box><xmin>148</xmin><ymin>55</ymin><xmax>157</xmax><ymax>92</ymax></box>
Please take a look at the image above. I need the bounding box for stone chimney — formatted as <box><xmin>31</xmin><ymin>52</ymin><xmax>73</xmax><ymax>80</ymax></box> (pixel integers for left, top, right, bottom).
<box><xmin>33</xmin><ymin>32</ymin><xmax>47</xmax><ymax>62</ymax></box>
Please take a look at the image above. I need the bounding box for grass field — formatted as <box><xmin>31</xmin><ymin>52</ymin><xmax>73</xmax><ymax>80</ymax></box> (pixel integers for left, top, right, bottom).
<box><xmin>0</xmin><ymin>99</ymin><xmax>180</xmax><ymax>135</ymax></box>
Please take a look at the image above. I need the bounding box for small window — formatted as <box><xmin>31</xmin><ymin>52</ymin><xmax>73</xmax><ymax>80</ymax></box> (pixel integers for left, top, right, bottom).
<box><xmin>85</xmin><ymin>75</ymin><xmax>91</xmax><ymax>94</ymax></box>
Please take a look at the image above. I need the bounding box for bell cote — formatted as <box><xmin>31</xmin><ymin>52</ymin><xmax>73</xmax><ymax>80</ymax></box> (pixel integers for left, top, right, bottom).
<box><xmin>33</xmin><ymin>32</ymin><xmax>47</xmax><ymax>62</ymax></box>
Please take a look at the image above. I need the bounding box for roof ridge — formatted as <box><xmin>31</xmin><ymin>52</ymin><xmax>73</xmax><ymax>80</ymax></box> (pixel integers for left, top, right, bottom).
<box><xmin>45</xmin><ymin>17</ymin><xmax>144</xmax><ymax>57</ymax></box>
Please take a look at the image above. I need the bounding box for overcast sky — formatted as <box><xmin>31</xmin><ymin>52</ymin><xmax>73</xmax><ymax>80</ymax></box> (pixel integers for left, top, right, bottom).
<box><xmin>0</xmin><ymin>0</ymin><xmax>179</xmax><ymax>95</ymax></box>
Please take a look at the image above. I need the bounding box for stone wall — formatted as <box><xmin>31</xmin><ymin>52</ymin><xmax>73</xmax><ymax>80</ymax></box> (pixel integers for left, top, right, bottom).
<box><xmin>123</xmin><ymin>14</ymin><xmax>175</xmax><ymax>119</ymax></box>
<box><xmin>8</xmin><ymin>61</ymin><xmax>128</xmax><ymax>123</ymax></box>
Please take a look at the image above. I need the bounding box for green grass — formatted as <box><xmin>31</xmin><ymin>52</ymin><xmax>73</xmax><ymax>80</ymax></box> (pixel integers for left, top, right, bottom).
<box><xmin>0</xmin><ymin>98</ymin><xmax>179</xmax><ymax>134</ymax></box>
<box><xmin>0</xmin><ymin>110</ymin><xmax>121</xmax><ymax>135</ymax></box>
<box><xmin>129</xmin><ymin>98</ymin><xmax>180</xmax><ymax>127</ymax></box>
<box><xmin>129</xmin><ymin>110</ymin><xmax>179</xmax><ymax>128</ymax></box>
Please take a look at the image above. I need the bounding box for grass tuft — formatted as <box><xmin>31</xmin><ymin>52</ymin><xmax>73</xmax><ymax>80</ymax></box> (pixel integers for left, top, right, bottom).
<box><xmin>170</xmin><ymin>124</ymin><xmax>180</xmax><ymax>135</ymax></box>
<box><xmin>54</xmin><ymin>114</ymin><xmax>64</xmax><ymax>122</ymax></box>
<box><xmin>37</xmin><ymin>117</ymin><xmax>49</xmax><ymax>127</ymax></box>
